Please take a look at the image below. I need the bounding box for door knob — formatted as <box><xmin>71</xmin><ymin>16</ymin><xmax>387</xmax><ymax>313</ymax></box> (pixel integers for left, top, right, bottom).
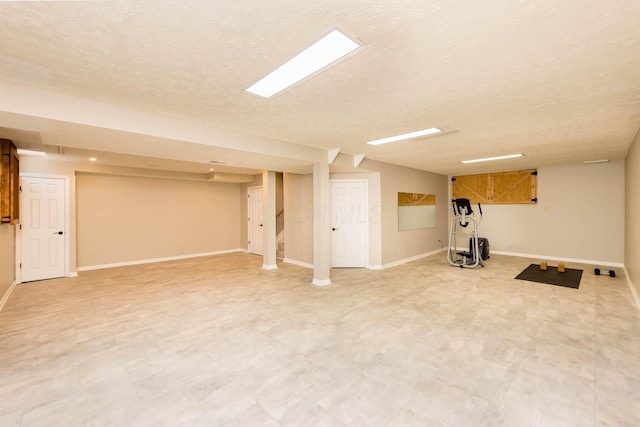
<box><xmin>53</xmin><ymin>231</ymin><xmax>63</xmax><ymax>235</ymax></box>
<box><xmin>332</xmin><ymin>227</ymin><xmax>337</xmax><ymax>231</ymax></box>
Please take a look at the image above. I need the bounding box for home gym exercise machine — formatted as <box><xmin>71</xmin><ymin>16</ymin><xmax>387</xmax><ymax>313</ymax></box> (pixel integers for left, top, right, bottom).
<box><xmin>447</xmin><ymin>198</ymin><xmax>488</xmax><ymax>268</ymax></box>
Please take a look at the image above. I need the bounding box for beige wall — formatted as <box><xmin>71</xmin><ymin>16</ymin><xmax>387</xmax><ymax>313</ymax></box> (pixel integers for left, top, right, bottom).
<box><xmin>331</xmin><ymin>158</ymin><xmax>449</xmax><ymax>266</ymax></box>
<box><xmin>16</xmin><ymin>147</ymin><xmax>630</xmax><ymax>284</ymax></box>
<box><xmin>478</xmin><ymin>161</ymin><xmax>625</xmax><ymax>264</ymax></box>
<box><xmin>76</xmin><ymin>173</ymin><xmax>242</xmax><ymax>267</ymax></box>
<box><xmin>626</xmin><ymin>130</ymin><xmax>640</xmax><ymax>296</ymax></box>
<box><xmin>283</xmin><ymin>160</ymin><xmax>449</xmax><ymax>268</ymax></box>
<box><xmin>0</xmin><ymin>224</ymin><xmax>15</xmax><ymax>302</ymax></box>
<box><xmin>21</xmin><ymin>156</ymin><xmax>250</xmax><ymax>272</ymax></box>
<box><xmin>370</xmin><ymin>160</ymin><xmax>449</xmax><ymax>265</ymax></box>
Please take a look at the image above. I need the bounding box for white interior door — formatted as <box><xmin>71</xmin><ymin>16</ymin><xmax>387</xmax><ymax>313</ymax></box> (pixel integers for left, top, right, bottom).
<box><xmin>331</xmin><ymin>180</ymin><xmax>368</xmax><ymax>267</ymax></box>
<box><xmin>20</xmin><ymin>176</ymin><xmax>66</xmax><ymax>282</ymax></box>
<box><xmin>247</xmin><ymin>186</ymin><xmax>263</xmax><ymax>255</ymax></box>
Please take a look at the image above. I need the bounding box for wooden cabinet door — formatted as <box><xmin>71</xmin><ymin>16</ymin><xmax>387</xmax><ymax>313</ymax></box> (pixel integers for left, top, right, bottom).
<box><xmin>1</xmin><ymin>139</ymin><xmax>20</xmax><ymax>224</ymax></box>
<box><xmin>452</xmin><ymin>169</ymin><xmax>537</xmax><ymax>205</ymax></box>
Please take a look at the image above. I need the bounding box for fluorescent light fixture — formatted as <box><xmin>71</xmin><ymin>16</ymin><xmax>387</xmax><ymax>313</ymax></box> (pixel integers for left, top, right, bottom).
<box><xmin>246</xmin><ymin>29</ymin><xmax>362</xmax><ymax>98</ymax></box>
<box><xmin>366</xmin><ymin>128</ymin><xmax>443</xmax><ymax>146</ymax></box>
<box><xmin>461</xmin><ymin>153</ymin><xmax>524</xmax><ymax>164</ymax></box>
<box><xmin>583</xmin><ymin>159</ymin><xmax>609</xmax><ymax>164</ymax></box>
<box><xmin>16</xmin><ymin>149</ymin><xmax>46</xmax><ymax>157</ymax></box>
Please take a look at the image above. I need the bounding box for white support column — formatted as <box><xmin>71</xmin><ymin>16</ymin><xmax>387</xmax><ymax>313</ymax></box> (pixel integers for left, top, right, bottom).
<box><xmin>312</xmin><ymin>161</ymin><xmax>331</xmax><ymax>285</ymax></box>
<box><xmin>262</xmin><ymin>171</ymin><xmax>277</xmax><ymax>270</ymax></box>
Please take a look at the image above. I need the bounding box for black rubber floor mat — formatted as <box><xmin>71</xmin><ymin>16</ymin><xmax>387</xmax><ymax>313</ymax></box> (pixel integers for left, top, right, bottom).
<box><xmin>515</xmin><ymin>263</ymin><xmax>583</xmax><ymax>289</ymax></box>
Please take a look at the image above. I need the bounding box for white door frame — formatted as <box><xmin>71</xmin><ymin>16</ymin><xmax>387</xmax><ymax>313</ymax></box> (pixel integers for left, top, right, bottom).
<box><xmin>330</xmin><ymin>179</ymin><xmax>369</xmax><ymax>268</ymax></box>
<box><xmin>16</xmin><ymin>173</ymin><xmax>71</xmax><ymax>284</ymax></box>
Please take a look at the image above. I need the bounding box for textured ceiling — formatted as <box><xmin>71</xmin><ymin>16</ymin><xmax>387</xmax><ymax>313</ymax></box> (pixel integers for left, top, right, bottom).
<box><xmin>1</xmin><ymin>0</ymin><xmax>639</xmax><ymax>175</ymax></box>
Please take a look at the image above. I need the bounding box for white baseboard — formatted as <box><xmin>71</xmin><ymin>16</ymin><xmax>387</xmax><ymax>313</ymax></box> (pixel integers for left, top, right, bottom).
<box><xmin>623</xmin><ymin>265</ymin><xmax>640</xmax><ymax>311</ymax></box>
<box><xmin>288</xmin><ymin>249</ymin><xmax>444</xmax><ymax>271</ymax></box>
<box><xmin>0</xmin><ymin>281</ymin><xmax>17</xmax><ymax>312</ymax></box>
<box><xmin>283</xmin><ymin>258</ymin><xmax>313</xmax><ymax>269</ymax></box>
<box><xmin>380</xmin><ymin>249</ymin><xmax>442</xmax><ymax>270</ymax></box>
<box><xmin>312</xmin><ymin>278</ymin><xmax>331</xmax><ymax>286</ymax></box>
<box><xmin>262</xmin><ymin>264</ymin><xmax>278</xmax><ymax>271</ymax></box>
<box><xmin>287</xmin><ymin>250</ymin><xmax>441</xmax><ymax>271</ymax></box>
<box><xmin>77</xmin><ymin>249</ymin><xmax>244</xmax><ymax>272</ymax></box>
<box><xmin>68</xmin><ymin>272</ymin><xmax>78</xmax><ymax>278</ymax></box>
<box><xmin>490</xmin><ymin>250</ymin><xmax>625</xmax><ymax>268</ymax></box>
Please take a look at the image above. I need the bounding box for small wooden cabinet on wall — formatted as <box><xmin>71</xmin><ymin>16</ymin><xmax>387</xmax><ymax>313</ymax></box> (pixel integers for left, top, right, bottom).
<box><xmin>451</xmin><ymin>169</ymin><xmax>537</xmax><ymax>205</ymax></box>
<box><xmin>1</xmin><ymin>138</ymin><xmax>20</xmax><ymax>224</ymax></box>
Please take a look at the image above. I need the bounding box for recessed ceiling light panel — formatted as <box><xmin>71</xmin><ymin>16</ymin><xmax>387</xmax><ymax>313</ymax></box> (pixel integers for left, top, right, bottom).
<box><xmin>246</xmin><ymin>29</ymin><xmax>363</xmax><ymax>98</ymax></box>
<box><xmin>366</xmin><ymin>128</ymin><xmax>442</xmax><ymax>146</ymax></box>
<box><xmin>461</xmin><ymin>154</ymin><xmax>524</xmax><ymax>164</ymax></box>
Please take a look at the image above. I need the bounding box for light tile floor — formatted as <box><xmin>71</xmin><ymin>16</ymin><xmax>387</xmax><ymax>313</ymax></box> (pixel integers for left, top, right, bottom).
<box><xmin>1</xmin><ymin>252</ymin><xmax>639</xmax><ymax>426</ymax></box>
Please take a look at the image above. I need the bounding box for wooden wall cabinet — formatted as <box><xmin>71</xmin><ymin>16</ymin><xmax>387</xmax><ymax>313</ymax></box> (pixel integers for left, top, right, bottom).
<box><xmin>1</xmin><ymin>138</ymin><xmax>20</xmax><ymax>224</ymax></box>
<box><xmin>452</xmin><ymin>169</ymin><xmax>537</xmax><ymax>205</ymax></box>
